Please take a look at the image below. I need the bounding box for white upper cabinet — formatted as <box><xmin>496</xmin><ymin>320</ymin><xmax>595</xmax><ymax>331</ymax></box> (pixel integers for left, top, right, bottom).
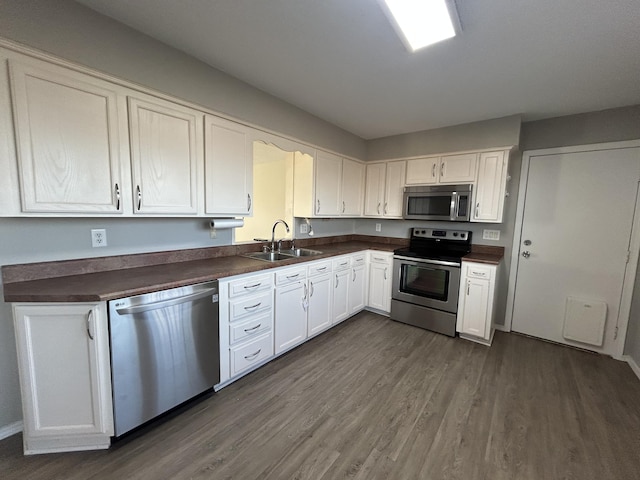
<box><xmin>294</xmin><ymin>150</ymin><xmax>365</xmax><ymax>218</ymax></box>
<box><xmin>204</xmin><ymin>115</ymin><xmax>254</xmax><ymax>216</ymax></box>
<box><xmin>472</xmin><ymin>150</ymin><xmax>508</xmax><ymax>223</ymax></box>
<box><xmin>315</xmin><ymin>151</ymin><xmax>342</xmax><ymax>216</ymax></box>
<box><xmin>8</xmin><ymin>59</ymin><xmax>126</xmax><ymax>213</ymax></box>
<box><xmin>341</xmin><ymin>158</ymin><xmax>365</xmax><ymax>215</ymax></box>
<box><xmin>364</xmin><ymin>160</ymin><xmax>406</xmax><ymax>218</ymax></box>
<box><xmin>439</xmin><ymin>153</ymin><xmax>478</xmax><ymax>183</ymax></box>
<box><xmin>128</xmin><ymin>95</ymin><xmax>203</xmax><ymax>215</ymax></box>
<box><xmin>405</xmin><ymin>157</ymin><xmax>438</xmax><ymax>185</ymax></box>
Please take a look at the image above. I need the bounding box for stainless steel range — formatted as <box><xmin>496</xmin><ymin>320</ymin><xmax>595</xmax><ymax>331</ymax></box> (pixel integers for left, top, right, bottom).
<box><xmin>391</xmin><ymin>228</ymin><xmax>471</xmax><ymax>336</ymax></box>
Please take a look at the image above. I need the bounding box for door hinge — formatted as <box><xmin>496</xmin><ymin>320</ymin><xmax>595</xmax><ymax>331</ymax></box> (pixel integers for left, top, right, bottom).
<box><xmin>614</xmin><ymin>326</ymin><xmax>619</xmax><ymax>340</ymax></box>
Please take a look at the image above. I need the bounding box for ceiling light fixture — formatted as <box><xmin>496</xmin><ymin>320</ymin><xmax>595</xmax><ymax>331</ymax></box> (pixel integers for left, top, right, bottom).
<box><xmin>380</xmin><ymin>0</ymin><xmax>460</xmax><ymax>52</ymax></box>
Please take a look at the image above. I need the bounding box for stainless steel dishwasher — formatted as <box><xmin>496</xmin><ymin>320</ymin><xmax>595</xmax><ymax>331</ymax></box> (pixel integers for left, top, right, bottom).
<box><xmin>108</xmin><ymin>281</ymin><xmax>219</xmax><ymax>437</ymax></box>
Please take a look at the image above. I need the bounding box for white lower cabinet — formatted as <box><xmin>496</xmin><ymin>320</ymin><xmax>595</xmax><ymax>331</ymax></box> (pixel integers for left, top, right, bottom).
<box><xmin>275</xmin><ymin>266</ymin><xmax>308</xmax><ymax>354</ymax></box>
<box><xmin>13</xmin><ymin>302</ymin><xmax>114</xmax><ymax>454</ymax></box>
<box><xmin>456</xmin><ymin>261</ymin><xmax>499</xmax><ymax>345</ymax></box>
<box><xmin>367</xmin><ymin>251</ymin><xmax>393</xmax><ymax>313</ymax></box>
<box><xmin>348</xmin><ymin>254</ymin><xmax>367</xmax><ymax>314</ymax></box>
<box><xmin>307</xmin><ymin>260</ymin><xmax>333</xmax><ymax>337</ymax></box>
<box><xmin>332</xmin><ymin>257</ymin><xmax>351</xmax><ymax>324</ymax></box>
<box><xmin>219</xmin><ymin>272</ymin><xmax>274</xmax><ymax>384</ymax></box>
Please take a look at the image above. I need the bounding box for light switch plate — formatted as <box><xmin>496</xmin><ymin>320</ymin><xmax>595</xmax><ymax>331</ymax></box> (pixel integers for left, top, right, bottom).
<box><xmin>482</xmin><ymin>229</ymin><xmax>500</xmax><ymax>241</ymax></box>
<box><xmin>375</xmin><ymin>223</ymin><xmax>382</xmax><ymax>232</ymax></box>
<box><xmin>300</xmin><ymin>223</ymin><xmax>308</xmax><ymax>234</ymax></box>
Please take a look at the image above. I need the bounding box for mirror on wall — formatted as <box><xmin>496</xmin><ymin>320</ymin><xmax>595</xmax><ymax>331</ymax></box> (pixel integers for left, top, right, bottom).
<box><xmin>235</xmin><ymin>141</ymin><xmax>296</xmax><ymax>244</ymax></box>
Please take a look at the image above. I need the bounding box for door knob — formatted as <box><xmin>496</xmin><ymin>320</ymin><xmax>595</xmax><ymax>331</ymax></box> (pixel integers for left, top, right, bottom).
<box><xmin>522</xmin><ymin>251</ymin><xmax>531</xmax><ymax>258</ymax></box>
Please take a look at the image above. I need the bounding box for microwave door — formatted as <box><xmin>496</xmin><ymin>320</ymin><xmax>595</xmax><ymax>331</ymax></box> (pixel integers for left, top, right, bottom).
<box><xmin>404</xmin><ymin>192</ymin><xmax>453</xmax><ymax>220</ymax></box>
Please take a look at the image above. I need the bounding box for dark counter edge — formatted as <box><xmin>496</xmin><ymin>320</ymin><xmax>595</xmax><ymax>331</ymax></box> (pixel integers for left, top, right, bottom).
<box><xmin>3</xmin><ymin>236</ymin><xmax>408</xmax><ymax>303</ymax></box>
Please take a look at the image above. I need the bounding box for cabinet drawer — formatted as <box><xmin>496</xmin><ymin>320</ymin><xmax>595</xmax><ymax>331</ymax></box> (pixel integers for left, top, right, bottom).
<box><xmin>332</xmin><ymin>256</ymin><xmax>351</xmax><ymax>271</ymax></box>
<box><xmin>308</xmin><ymin>260</ymin><xmax>332</xmax><ymax>277</ymax></box>
<box><xmin>229</xmin><ymin>312</ymin><xmax>272</xmax><ymax>345</ymax></box>
<box><xmin>275</xmin><ymin>266</ymin><xmax>307</xmax><ymax>285</ymax></box>
<box><xmin>229</xmin><ymin>291</ymin><xmax>273</xmax><ymax>322</ymax></box>
<box><xmin>230</xmin><ymin>332</ymin><xmax>274</xmax><ymax>377</ymax></box>
<box><xmin>369</xmin><ymin>252</ymin><xmax>391</xmax><ymax>265</ymax></box>
<box><xmin>464</xmin><ymin>263</ymin><xmax>493</xmax><ymax>280</ymax></box>
<box><xmin>351</xmin><ymin>253</ymin><xmax>366</xmax><ymax>266</ymax></box>
<box><xmin>228</xmin><ymin>273</ymin><xmax>273</xmax><ymax>298</ymax></box>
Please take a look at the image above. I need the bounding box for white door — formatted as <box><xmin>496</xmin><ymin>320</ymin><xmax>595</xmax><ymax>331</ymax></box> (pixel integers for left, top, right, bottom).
<box><xmin>348</xmin><ymin>264</ymin><xmax>366</xmax><ymax>314</ymax></box>
<box><xmin>332</xmin><ymin>269</ymin><xmax>350</xmax><ymax>324</ymax></box>
<box><xmin>315</xmin><ymin>151</ymin><xmax>342</xmax><ymax>216</ymax></box>
<box><xmin>512</xmin><ymin>146</ymin><xmax>640</xmax><ymax>355</ymax></box>
<box><xmin>341</xmin><ymin>158</ymin><xmax>364</xmax><ymax>215</ymax></box>
<box><xmin>384</xmin><ymin>160</ymin><xmax>406</xmax><ymax>217</ymax></box>
<box><xmin>364</xmin><ymin>163</ymin><xmax>386</xmax><ymax>216</ymax></box>
<box><xmin>307</xmin><ymin>274</ymin><xmax>332</xmax><ymax>337</ymax></box>
<box><xmin>274</xmin><ymin>282</ymin><xmax>307</xmax><ymax>354</ymax></box>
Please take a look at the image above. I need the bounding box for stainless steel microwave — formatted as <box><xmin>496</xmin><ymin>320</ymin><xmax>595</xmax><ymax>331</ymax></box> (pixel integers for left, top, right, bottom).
<box><xmin>403</xmin><ymin>184</ymin><xmax>472</xmax><ymax>221</ymax></box>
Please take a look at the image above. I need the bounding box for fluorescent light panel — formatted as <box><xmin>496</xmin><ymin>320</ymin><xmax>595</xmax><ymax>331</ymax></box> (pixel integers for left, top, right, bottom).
<box><xmin>382</xmin><ymin>0</ymin><xmax>458</xmax><ymax>52</ymax></box>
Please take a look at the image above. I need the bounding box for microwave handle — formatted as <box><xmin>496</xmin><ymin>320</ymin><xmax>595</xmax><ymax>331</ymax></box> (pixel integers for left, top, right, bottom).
<box><xmin>451</xmin><ymin>192</ymin><xmax>460</xmax><ymax>220</ymax></box>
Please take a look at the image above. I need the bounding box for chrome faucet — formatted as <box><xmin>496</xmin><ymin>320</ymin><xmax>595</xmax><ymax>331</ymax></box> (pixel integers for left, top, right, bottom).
<box><xmin>271</xmin><ymin>219</ymin><xmax>290</xmax><ymax>252</ymax></box>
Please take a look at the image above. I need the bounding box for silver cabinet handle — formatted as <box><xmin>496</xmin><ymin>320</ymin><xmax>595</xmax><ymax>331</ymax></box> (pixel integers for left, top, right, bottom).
<box><xmin>340</xmin><ymin>261</ymin><xmax>348</xmax><ymax>266</ymax></box>
<box><xmin>384</xmin><ymin>267</ymin><xmax>387</xmax><ymax>280</ymax></box>
<box><xmin>247</xmin><ymin>193</ymin><xmax>252</xmax><ymax>212</ymax></box>
<box><xmin>286</xmin><ymin>273</ymin><xmax>300</xmax><ymax>279</ymax></box>
<box><xmin>377</xmin><ymin>202</ymin><xmax>381</xmax><ymax>214</ymax></box>
<box><xmin>373</xmin><ymin>256</ymin><xmax>384</xmax><ymax>261</ymax></box>
<box><xmin>244</xmin><ymin>323</ymin><xmax>262</xmax><ymax>333</ymax></box>
<box><xmin>352</xmin><ymin>268</ymin><xmax>356</xmax><ymax>282</ymax></box>
<box><xmin>440</xmin><ymin>162</ymin><xmax>445</xmax><ymax>177</ymax></box>
<box><xmin>86</xmin><ymin>309</ymin><xmax>94</xmax><ymax>340</ymax></box>
<box><xmin>115</xmin><ymin>183</ymin><xmax>120</xmax><ymax>210</ymax></box>
<box><xmin>310</xmin><ymin>281</ymin><xmax>314</xmax><ymax>297</ymax></box>
<box><xmin>342</xmin><ymin>201</ymin><xmax>346</xmax><ymax>213</ymax></box>
<box><xmin>335</xmin><ymin>274</ymin><xmax>339</xmax><ymax>288</ymax></box>
<box><xmin>317</xmin><ymin>199</ymin><xmax>320</xmax><ymax>214</ymax></box>
<box><xmin>244</xmin><ymin>349</ymin><xmax>261</xmax><ymax>360</ymax></box>
<box><xmin>432</xmin><ymin>163</ymin><xmax>436</xmax><ymax>178</ymax></box>
<box><xmin>316</xmin><ymin>266</ymin><xmax>327</xmax><ymax>272</ymax></box>
<box><xmin>136</xmin><ymin>185</ymin><xmax>142</xmax><ymax>211</ymax></box>
<box><xmin>475</xmin><ymin>202</ymin><xmax>480</xmax><ymax>218</ymax></box>
<box><xmin>243</xmin><ymin>282</ymin><xmax>262</xmax><ymax>290</ymax></box>
<box><xmin>384</xmin><ymin>202</ymin><xmax>388</xmax><ymax>215</ymax></box>
<box><xmin>244</xmin><ymin>302</ymin><xmax>262</xmax><ymax>310</ymax></box>
<box><xmin>467</xmin><ymin>281</ymin><xmax>470</xmax><ymax>295</ymax></box>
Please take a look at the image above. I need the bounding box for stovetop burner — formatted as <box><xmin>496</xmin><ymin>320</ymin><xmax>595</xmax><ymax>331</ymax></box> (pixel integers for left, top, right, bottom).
<box><xmin>394</xmin><ymin>227</ymin><xmax>472</xmax><ymax>261</ymax></box>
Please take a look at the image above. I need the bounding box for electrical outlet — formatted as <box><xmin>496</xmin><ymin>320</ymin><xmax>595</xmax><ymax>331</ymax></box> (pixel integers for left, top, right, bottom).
<box><xmin>300</xmin><ymin>223</ymin><xmax>308</xmax><ymax>234</ymax></box>
<box><xmin>91</xmin><ymin>228</ymin><xmax>107</xmax><ymax>247</ymax></box>
<box><xmin>375</xmin><ymin>223</ymin><xmax>382</xmax><ymax>232</ymax></box>
<box><xmin>482</xmin><ymin>229</ymin><xmax>500</xmax><ymax>241</ymax></box>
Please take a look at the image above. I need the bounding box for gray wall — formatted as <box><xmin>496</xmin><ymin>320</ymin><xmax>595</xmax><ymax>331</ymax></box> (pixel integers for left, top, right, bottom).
<box><xmin>367</xmin><ymin>115</ymin><xmax>522</xmax><ymax>161</ymax></box>
<box><xmin>0</xmin><ymin>0</ymin><xmax>366</xmax><ymax>159</ymax></box>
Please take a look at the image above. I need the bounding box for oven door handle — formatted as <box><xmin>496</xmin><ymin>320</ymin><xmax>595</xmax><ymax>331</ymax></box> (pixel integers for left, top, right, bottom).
<box><xmin>393</xmin><ymin>255</ymin><xmax>461</xmax><ymax>267</ymax></box>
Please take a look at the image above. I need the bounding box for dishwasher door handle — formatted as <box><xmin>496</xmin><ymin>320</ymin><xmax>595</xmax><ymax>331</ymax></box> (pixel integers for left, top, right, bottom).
<box><xmin>115</xmin><ymin>287</ymin><xmax>218</xmax><ymax>315</ymax></box>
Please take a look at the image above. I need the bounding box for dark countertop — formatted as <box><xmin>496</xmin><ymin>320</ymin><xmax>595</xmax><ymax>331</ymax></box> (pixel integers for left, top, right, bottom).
<box><xmin>462</xmin><ymin>252</ymin><xmax>504</xmax><ymax>265</ymax></box>
<box><xmin>3</xmin><ymin>241</ymin><xmax>398</xmax><ymax>303</ymax></box>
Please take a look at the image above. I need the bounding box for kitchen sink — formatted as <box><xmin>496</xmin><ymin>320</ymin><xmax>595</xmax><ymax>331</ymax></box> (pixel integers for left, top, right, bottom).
<box><xmin>281</xmin><ymin>248</ymin><xmax>323</xmax><ymax>257</ymax></box>
<box><xmin>243</xmin><ymin>252</ymin><xmax>292</xmax><ymax>262</ymax></box>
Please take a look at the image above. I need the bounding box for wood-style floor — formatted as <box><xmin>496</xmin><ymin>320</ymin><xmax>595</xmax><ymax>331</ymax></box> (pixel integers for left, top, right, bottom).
<box><xmin>2</xmin><ymin>312</ymin><xmax>640</xmax><ymax>479</ymax></box>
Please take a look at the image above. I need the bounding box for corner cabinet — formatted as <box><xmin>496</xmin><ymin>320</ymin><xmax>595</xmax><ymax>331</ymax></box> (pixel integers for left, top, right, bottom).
<box><xmin>456</xmin><ymin>261</ymin><xmax>500</xmax><ymax>346</ymax></box>
<box><xmin>128</xmin><ymin>94</ymin><xmax>203</xmax><ymax>215</ymax></box>
<box><xmin>204</xmin><ymin>115</ymin><xmax>254</xmax><ymax>216</ymax></box>
<box><xmin>13</xmin><ymin>302</ymin><xmax>114</xmax><ymax>454</ymax></box>
<box><xmin>8</xmin><ymin>58</ymin><xmax>126</xmax><ymax>214</ymax></box>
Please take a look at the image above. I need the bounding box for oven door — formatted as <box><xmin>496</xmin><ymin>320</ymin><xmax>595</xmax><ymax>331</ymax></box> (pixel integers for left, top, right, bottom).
<box><xmin>392</xmin><ymin>256</ymin><xmax>461</xmax><ymax>314</ymax></box>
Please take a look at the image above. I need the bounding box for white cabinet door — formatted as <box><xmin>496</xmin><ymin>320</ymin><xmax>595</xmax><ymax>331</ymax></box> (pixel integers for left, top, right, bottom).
<box><xmin>9</xmin><ymin>59</ymin><xmax>125</xmax><ymax>213</ymax></box>
<box><xmin>384</xmin><ymin>160</ymin><xmax>406</xmax><ymax>217</ymax></box>
<box><xmin>341</xmin><ymin>158</ymin><xmax>364</xmax><ymax>215</ymax></box>
<box><xmin>13</xmin><ymin>303</ymin><xmax>113</xmax><ymax>454</ymax></box>
<box><xmin>315</xmin><ymin>151</ymin><xmax>342</xmax><ymax>216</ymax></box>
<box><xmin>472</xmin><ymin>150</ymin><xmax>507</xmax><ymax>223</ymax></box>
<box><xmin>439</xmin><ymin>153</ymin><xmax>478</xmax><ymax>184</ymax></box>
<box><xmin>406</xmin><ymin>157</ymin><xmax>438</xmax><ymax>185</ymax></box>
<box><xmin>458</xmin><ymin>278</ymin><xmax>490</xmax><ymax>338</ymax></box>
<box><xmin>275</xmin><ymin>281</ymin><xmax>308</xmax><ymax>354</ymax></box>
<box><xmin>128</xmin><ymin>95</ymin><xmax>202</xmax><ymax>214</ymax></box>
<box><xmin>348</xmin><ymin>264</ymin><xmax>366</xmax><ymax>314</ymax></box>
<box><xmin>368</xmin><ymin>257</ymin><xmax>391</xmax><ymax>313</ymax></box>
<box><xmin>364</xmin><ymin>163</ymin><xmax>386</xmax><ymax>216</ymax></box>
<box><xmin>204</xmin><ymin>115</ymin><xmax>254</xmax><ymax>216</ymax></box>
<box><xmin>332</xmin><ymin>269</ymin><xmax>350</xmax><ymax>324</ymax></box>
<box><xmin>307</xmin><ymin>273</ymin><xmax>332</xmax><ymax>337</ymax></box>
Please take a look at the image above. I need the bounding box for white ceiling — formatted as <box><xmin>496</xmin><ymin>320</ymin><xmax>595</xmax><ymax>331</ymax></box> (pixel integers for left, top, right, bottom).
<box><xmin>76</xmin><ymin>0</ymin><xmax>640</xmax><ymax>139</ymax></box>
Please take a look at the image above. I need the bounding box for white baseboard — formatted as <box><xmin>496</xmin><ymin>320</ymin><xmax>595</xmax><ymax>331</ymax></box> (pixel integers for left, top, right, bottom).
<box><xmin>623</xmin><ymin>355</ymin><xmax>640</xmax><ymax>381</ymax></box>
<box><xmin>0</xmin><ymin>421</ymin><xmax>23</xmax><ymax>440</ymax></box>
<box><xmin>494</xmin><ymin>324</ymin><xmax>509</xmax><ymax>332</ymax></box>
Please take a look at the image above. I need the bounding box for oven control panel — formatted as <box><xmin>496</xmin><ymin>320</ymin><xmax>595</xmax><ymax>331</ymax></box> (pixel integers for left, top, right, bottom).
<box><xmin>411</xmin><ymin>228</ymin><xmax>470</xmax><ymax>241</ymax></box>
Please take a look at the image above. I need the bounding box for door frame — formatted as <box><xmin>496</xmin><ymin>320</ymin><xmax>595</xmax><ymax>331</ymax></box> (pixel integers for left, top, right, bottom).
<box><xmin>504</xmin><ymin>140</ymin><xmax>640</xmax><ymax>359</ymax></box>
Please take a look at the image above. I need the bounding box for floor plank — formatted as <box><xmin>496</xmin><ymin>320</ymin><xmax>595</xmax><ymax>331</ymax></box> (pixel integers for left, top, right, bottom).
<box><xmin>2</xmin><ymin>312</ymin><xmax>639</xmax><ymax>480</ymax></box>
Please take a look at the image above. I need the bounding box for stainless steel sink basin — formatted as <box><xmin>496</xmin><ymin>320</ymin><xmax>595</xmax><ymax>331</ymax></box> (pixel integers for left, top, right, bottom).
<box><xmin>282</xmin><ymin>248</ymin><xmax>323</xmax><ymax>257</ymax></box>
<box><xmin>243</xmin><ymin>252</ymin><xmax>292</xmax><ymax>262</ymax></box>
